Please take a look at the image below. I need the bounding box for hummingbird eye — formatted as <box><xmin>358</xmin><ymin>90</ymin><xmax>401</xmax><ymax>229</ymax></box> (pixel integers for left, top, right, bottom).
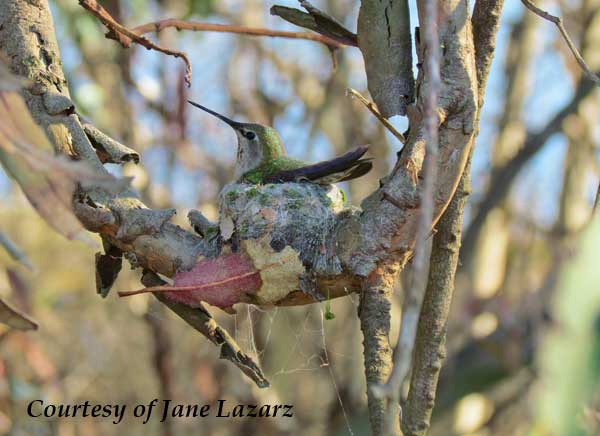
<box><xmin>244</xmin><ymin>131</ymin><xmax>256</xmax><ymax>140</ymax></box>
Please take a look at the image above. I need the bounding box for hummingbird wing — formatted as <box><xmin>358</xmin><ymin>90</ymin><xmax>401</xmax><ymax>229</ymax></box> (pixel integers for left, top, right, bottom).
<box><xmin>263</xmin><ymin>145</ymin><xmax>372</xmax><ymax>185</ymax></box>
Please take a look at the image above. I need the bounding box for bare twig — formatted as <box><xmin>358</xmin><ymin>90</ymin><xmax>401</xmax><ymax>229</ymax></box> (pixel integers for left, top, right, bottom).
<box><xmin>372</xmin><ymin>0</ymin><xmax>441</xmax><ymax>432</ymax></box>
<box><xmin>461</xmin><ymin>78</ymin><xmax>597</xmax><ymax>262</ymax></box>
<box><xmin>143</xmin><ymin>301</ymin><xmax>174</xmax><ymax>436</ymax></box>
<box><xmin>346</xmin><ymin>88</ymin><xmax>407</xmax><ymax>144</ymax></box>
<box><xmin>78</xmin><ymin>0</ymin><xmax>193</xmax><ymax>86</ymax></box>
<box><xmin>132</xmin><ymin>18</ymin><xmax>346</xmax><ymax>50</ymax></box>
<box><xmin>594</xmin><ymin>181</ymin><xmax>600</xmax><ymax>214</ymax></box>
<box><xmin>521</xmin><ymin>0</ymin><xmax>600</xmax><ymax>87</ymax></box>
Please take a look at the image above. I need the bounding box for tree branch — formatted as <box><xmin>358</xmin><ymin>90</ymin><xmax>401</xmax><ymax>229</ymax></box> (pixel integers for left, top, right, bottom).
<box><xmin>521</xmin><ymin>0</ymin><xmax>600</xmax><ymax>87</ymax></box>
<box><xmin>346</xmin><ymin>87</ymin><xmax>407</xmax><ymax>144</ymax></box>
<box><xmin>0</xmin><ymin>231</ymin><xmax>33</xmax><ymax>271</ymax></box>
<box><xmin>132</xmin><ymin>18</ymin><xmax>346</xmax><ymax>50</ymax></box>
<box><xmin>270</xmin><ymin>0</ymin><xmax>358</xmax><ymax>47</ymax></box>
<box><xmin>401</xmin><ymin>2</ymin><xmax>505</xmax><ymax>434</ymax></box>
<box><xmin>371</xmin><ymin>0</ymin><xmax>441</xmax><ymax>432</ymax></box>
<box><xmin>357</xmin><ymin>0</ymin><xmax>414</xmax><ymax>117</ymax></box>
<box><xmin>0</xmin><ymin>0</ymin><xmax>267</xmax><ymax>388</ymax></box>
<box><xmin>359</xmin><ymin>263</ymin><xmax>401</xmax><ymax>435</ymax></box>
<box><xmin>355</xmin><ymin>0</ymin><xmax>478</xmax><ymax>433</ymax></box>
<box><xmin>461</xmin><ymin>78</ymin><xmax>597</xmax><ymax>261</ymax></box>
<box><xmin>142</xmin><ymin>271</ymin><xmax>269</xmax><ymax>388</ymax></box>
<box><xmin>78</xmin><ymin>0</ymin><xmax>193</xmax><ymax>86</ymax></box>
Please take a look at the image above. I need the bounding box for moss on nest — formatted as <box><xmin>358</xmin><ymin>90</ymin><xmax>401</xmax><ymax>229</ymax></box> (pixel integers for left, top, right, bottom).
<box><xmin>218</xmin><ymin>182</ymin><xmax>347</xmax><ymax>278</ymax></box>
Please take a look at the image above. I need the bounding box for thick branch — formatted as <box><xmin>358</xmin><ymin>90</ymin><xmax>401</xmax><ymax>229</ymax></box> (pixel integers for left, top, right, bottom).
<box><xmin>355</xmin><ymin>1</ymin><xmax>477</xmax><ymax>434</ymax></box>
<box><xmin>372</xmin><ymin>0</ymin><xmax>441</xmax><ymax>433</ymax></box>
<box><xmin>402</xmin><ymin>2</ymin><xmax>505</xmax><ymax>434</ymax></box>
<box><xmin>337</xmin><ymin>0</ymin><xmax>477</xmax><ymax>278</ymax></box>
<box><xmin>357</xmin><ymin>0</ymin><xmax>414</xmax><ymax>117</ymax></box>
<box><xmin>359</xmin><ymin>263</ymin><xmax>401</xmax><ymax>436</ymax></box>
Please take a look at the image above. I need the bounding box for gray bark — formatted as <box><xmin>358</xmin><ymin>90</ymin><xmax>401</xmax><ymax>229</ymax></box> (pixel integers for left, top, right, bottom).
<box><xmin>403</xmin><ymin>2</ymin><xmax>505</xmax><ymax>434</ymax></box>
<box><xmin>357</xmin><ymin>0</ymin><xmax>414</xmax><ymax>117</ymax></box>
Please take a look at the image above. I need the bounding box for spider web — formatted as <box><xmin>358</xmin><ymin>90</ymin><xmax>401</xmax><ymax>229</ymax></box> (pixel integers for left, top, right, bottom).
<box><xmin>233</xmin><ymin>298</ymin><xmax>360</xmax><ymax>436</ymax></box>
<box><xmin>144</xmin><ymin>291</ymin><xmax>360</xmax><ymax>435</ymax></box>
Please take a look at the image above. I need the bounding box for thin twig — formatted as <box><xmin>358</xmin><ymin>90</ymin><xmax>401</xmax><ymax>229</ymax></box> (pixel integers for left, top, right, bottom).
<box><xmin>372</xmin><ymin>0</ymin><xmax>441</xmax><ymax>432</ymax></box>
<box><xmin>78</xmin><ymin>0</ymin><xmax>193</xmax><ymax>86</ymax></box>
<box><xmin>346</xmin><ymin>88</ymin><xmax>407</xmax><ymax>144</ymax></box>
<box><xmin>319</xmin><ymin>307</ymin><xmax>354</xmax><ymax>436</ymax></box>
<box><xmin>0</xmin><ymin>231</ymin><xmax>33</xmax><ymax>271</ymax></box>
<box><xmin>461</xmin><ymin>78</ymin><xmax>596</xmax><ymax>263</ymax></box>
<box><xmin>132</xmin><ymin>19</ymin><xmax>345</xmax><ymax>50</ymax></box>
<box><xmin>594</xmin><ymin>180</ymin><xmax>600</xmax><ymax>214</ymax></box>
<box><xmin>143</xmin><ymin>302</ymin><xmax>174</xmax><ymax>436</ymax></box>
<box><xmin>521</xmin><ymin>0</ymin><xmax>600</xmax><ymax>87</ymax></box>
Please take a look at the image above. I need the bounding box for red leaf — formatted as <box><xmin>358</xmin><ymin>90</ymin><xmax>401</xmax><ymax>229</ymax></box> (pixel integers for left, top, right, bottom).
<box><xmin>119</xmin><ymin>252</ymin><xmax>262</xmax><ymax>308</ymax></box>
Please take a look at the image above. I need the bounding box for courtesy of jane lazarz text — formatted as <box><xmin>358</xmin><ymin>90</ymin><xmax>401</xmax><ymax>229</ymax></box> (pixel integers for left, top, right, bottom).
<box><xmin>27</xmin><ymin>399</ymin><xmax>294</xmax><ymax>424</ymax></box>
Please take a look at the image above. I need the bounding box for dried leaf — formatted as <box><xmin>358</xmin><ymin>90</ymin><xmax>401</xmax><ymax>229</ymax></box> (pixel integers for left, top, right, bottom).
<box><xmin>95</xmin><ymin>246</ymin><xmax>123</xmax><ymax>298</ymax></box>
<box><xmin>119</xmin><ymin>236</ymin><xmax>305</xmax><ymax>308</ymax></box>
<box><xmin>119</xmin><ymin>252</ymin><xmax>262</xmax><ymax>308</ymax></box>
<box><xmin>299</xmin><ymin>0</ymin><xmax>357</xmax><ymax>45</ymax></box>
<box><xmin>0</xmin><ymin>297</ymin><xmax>37</xmax><ymax>330</ymax></box>
<box><xmin>270</xmin><ymin>2</ymin><xmax>357</xmax><ymax>46</ymax></box>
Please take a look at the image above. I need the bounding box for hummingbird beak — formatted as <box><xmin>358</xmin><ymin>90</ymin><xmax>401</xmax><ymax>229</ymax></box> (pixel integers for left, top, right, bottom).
<box><xmin>187</xmin><ymin>100</ymin><xmax>242</xmax><ymax>129</ymax></box>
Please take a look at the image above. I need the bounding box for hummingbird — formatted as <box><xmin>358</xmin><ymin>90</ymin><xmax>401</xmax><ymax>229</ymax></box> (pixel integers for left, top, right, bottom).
<box><xmin>188</xmin><ymin>100</ymin><xmax>372</xmax><ymax>185</ymax></box>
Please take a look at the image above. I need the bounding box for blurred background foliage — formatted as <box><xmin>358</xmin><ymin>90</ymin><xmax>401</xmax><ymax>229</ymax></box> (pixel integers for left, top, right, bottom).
<box><xmin>0</xmin><ymin>0</ymin><xmax>599</xmax><ymax>435</ymax></box>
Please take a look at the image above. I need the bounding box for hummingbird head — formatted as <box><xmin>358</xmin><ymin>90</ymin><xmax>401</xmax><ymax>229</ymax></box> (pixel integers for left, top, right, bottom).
<box><xmin>188</xmin><ymin>100</ymin><xmax>285</xmax><ymax>179</ymax></box>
